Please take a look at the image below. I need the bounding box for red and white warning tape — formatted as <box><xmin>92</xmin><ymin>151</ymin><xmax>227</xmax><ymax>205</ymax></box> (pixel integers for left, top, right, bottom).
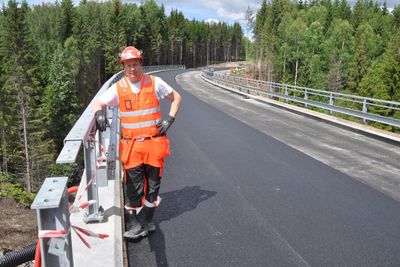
<box><xmin>72</xmin><ymin>225</ymin><xmax>109</xmax><ymax>249</ymax></box>
<box><xmin>39</xmin><ymin>224</ymin><xmax>109</xmax><ymax>249</ymax></box>
<box><xmin>69</xmin><ymin>200</ymin><xmax>97</xmax><ymax>214</ymax></box>
<box><xmin>39</xmin><ymin>229</ymin><xmax>70</xmax><ymax>239</ymax></box>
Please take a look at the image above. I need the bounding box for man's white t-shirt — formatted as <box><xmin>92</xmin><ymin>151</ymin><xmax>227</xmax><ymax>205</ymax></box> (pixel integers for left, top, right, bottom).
<box><xmin>99</xmin><ymin>76</ymin><xmax>173</xmax><ymax>106</ymax></box>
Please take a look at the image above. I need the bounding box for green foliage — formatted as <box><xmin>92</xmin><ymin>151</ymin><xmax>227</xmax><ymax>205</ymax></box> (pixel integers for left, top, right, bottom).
<box><xmin>49</xmin><ymin>162</ymin><xmax>80</xmax><ymax>187</ymax></box>
<box><xmin>43</xmin><ymin>45</ymin><xmax>79</xmax><ymax>150</ymax></box>
<box><xmin>0</xmin><ymin>180</ymin><xmax>35</xmax><ymax>207</ymax></box>
<box><xmin>251</xmin><ymin>0</ymin><xmax>398</xmax><ymax>99</ymax></box>
<box><xmin>104</xmin><ymin>0</ymin><xmax>126</xmax><ymax>76</ymax></box>
<box><xmin>61</xmin><ymin>0</ymin><xmax>74</xmax><ymax>41</ymax></box>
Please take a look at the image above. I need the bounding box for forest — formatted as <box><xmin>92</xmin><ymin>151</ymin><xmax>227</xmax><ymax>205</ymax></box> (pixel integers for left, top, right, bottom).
<box><xmin>250</xmin><ymin>0</ymin><xmax>400</xmax><ymax>104</ymax></box>
<box><xmin>0</xmin><ymin>0</ymin><xmax>244</xmax><ymax>197</ymax></box>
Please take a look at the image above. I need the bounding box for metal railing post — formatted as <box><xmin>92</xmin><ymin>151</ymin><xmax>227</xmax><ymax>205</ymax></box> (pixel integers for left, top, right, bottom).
<box><xmin>31</xmin><ymin>177</ymin><xmax>73</xmax><ymax>267</ymax></box>
<box><xmin>83</xmin><ymin>138</ymin><xmax>104</xmax><ymax>223</ymax></box>
<box><xmin>285</xmin><ymin>85</ymin><xmax>288</xmax><ymax>103</ymax></box>
<box><xmin>329</xmin><ymin>93</ymin><xmax>334</xmax><ymax>115</ymax></box>
<box><xmin>304</xmin><ymin>89</ymin><xmax>308</xmax><ymax>108</ymax></box>
<box><xmin>362</xmin><ymin>99</ymin><xmax>368</xmax><ymax>124</ymax></box>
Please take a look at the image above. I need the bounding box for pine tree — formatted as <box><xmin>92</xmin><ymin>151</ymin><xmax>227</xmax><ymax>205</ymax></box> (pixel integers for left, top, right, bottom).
<box><xmin>61</xmin><ymin>0</ymin><xmax>74</xmax><ymax>41</ymax></box>
<box><xmin>123</xmin><ymin>3</ymin><xmax>142</xmax><ymax>47</ymax></box>
<box><xmin>340</xmin><ymin>0</ymin><xmax>351</xmax><ymax>21</ymax></box>
<box><xmin>393</xmin><ymin>5</ymin><xmax>400</xmax><ymax>30</ymax></box>
<box><xmin>104</xmin><ymin>0</ymin><xmax>125</xmax><ymax>76</ymax></box>
<box><xmin>139</xmin><ymin>0</ymin><xmax>165</xmax><ymax>65</ymax></box>
<box><xmin>348</xmin><ymin>23</ymin><xmax>380</xmax><ymax>92</ymax></box>
<box><xmin>42</xmin><ymin>45</ymin><xmax>79</xmax><ymax>151</ymax></box>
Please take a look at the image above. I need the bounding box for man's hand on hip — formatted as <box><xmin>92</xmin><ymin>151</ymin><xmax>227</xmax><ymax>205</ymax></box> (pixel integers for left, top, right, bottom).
<box><xmin>156</xmin><ymin>116</ymin><xmax>175</xmax><ymax>136</ymax></box>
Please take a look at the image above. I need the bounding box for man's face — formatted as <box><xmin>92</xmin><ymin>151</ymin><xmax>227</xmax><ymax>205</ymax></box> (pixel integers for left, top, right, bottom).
<box><xmin>124</xmin><ymin>59</ymin><xmax>143</xmax><ymax>83</ymax></box>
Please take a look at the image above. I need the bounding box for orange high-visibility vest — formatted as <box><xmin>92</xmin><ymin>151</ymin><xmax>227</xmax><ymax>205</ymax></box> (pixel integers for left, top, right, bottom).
<box><xmin>117</xmin><ymin>74</ymin><xmax>160</xmax><ymax>139</ymax></box>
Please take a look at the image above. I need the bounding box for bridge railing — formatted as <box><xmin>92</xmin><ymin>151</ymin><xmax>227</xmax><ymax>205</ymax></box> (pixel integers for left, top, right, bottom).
<box><xmin>201</xmin><ymin>69</ymin><xmax>400</xmax><ymax>129</ymax></box>
<box><xmin>31</xmin><ymin>65</ymin><xmax>184</xmax><ymax>267</ymax></box>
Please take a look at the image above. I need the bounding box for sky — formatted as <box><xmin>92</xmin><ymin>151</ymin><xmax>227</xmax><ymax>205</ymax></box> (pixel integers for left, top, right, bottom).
<box><xmin>130</xmin><ymin>0</ymin><xmax>398</xmax><ymax>24</ymax></box>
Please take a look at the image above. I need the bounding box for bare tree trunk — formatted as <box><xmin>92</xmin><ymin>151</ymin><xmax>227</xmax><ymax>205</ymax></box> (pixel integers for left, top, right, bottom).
<box><xmin>206</xmin><ymin>41</ymin><xmax>210</xmax><ymax>66</ymax></box>
<box><xmin>258</xmin><ymin>46</ymin><xmax>263</xmax><ymax>80</ymax></box>
<box><xmin>246</xmin><ymin>41</ymin><xmax>248</xmax><ymax>62</ymax></box>
<box><xmin>21</xmin><ymin>100</ymin><xmax>31</xmax><ymax>193</ymax></box>
<box><xmin>214</xmin><ymin>44</ymin><xmax>217</xmax><ymax>64</ymax></box>
<box><xmin>236</xmin><ymin>39</ymin><xmax>239</xmax><ymax>60</ymax></box>
<box><xmin>171</xmin><ymin>40</ymin><xmax>174</xmax><ymax>65</ymax></box>
<box><xmin>294</xmin><ymin>46</ymin><xmax>299</xmax><ymax>86</ymax></box>
<box><xmin>1</xmin><ymin>126</ymin><xmax>7</xmax><ymax>174</ymax></box>
<box><xmin>283</xmin><ymin>54</ymin><xmax>286</xmax><ymax>74</ymax></box>
<box><xmin>269</xmin><ymin>57</ymin><xmax>273</xmax><ymax>82</ymax></box>
<box><xmin>193</xmin><ymin>43</ymin><xmax>196</xmax><ymax>68</ymax></box>
<box><xmin>98</xmin><ymin>50</ymin><xmax>101</xmax><ymax>88</ymax></box>
<box><xmin>180</xmin><ymin>41</ymin><xmax>183</xmax><ymax>65</ymax></box>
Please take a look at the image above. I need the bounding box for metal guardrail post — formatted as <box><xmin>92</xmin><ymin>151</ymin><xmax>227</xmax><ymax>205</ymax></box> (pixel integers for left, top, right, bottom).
<box><xmin>31</xmin><ymin>177</ymin><xmax>73</xmax><ymax>267</ymax></box>
<box><xmin>329</xmin><ymin>93</ymin><xmax>334</xmax><ymax>115</ymax></box>
<box><xmin>304</xmin><ymin>89</ymin><xmax>308</xmax><ymax>108</ymax></box>
<box><xmin>362</xmin><ymin>99</ymin><xmax>368</xmax><ymax>124</ymax></box>
<box><xmin>285</xmin><ymin>85</ymin><xmax>288</xmax><ymax>103</ymax></box>
<box><xmin>83</xmin><ymin>138</ymin><xmax>104</xmax><ymax>223</ymax></box>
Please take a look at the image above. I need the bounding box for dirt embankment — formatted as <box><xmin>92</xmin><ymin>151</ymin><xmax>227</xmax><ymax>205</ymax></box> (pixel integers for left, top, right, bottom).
<box><xmin>0</xmin><ymin>197</ymin><xmax>37</xmax><ymax>255</ymax></box>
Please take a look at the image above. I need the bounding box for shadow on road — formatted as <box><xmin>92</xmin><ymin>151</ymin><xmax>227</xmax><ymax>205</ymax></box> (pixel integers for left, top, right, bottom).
<box><xmin>157</xmin><ymin>185</ymin><xmax>217</xmax><ymax>222</ymax></box>
<box><xmin>127</xmin><ymin>185</ymin><xmax>216</xmax><ymax>267</ymax></box>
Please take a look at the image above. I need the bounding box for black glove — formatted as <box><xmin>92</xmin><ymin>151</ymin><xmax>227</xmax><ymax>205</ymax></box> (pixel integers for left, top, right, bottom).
<box><xmin>156</xmin><ymin>115</ymin><xmax>175</xmax><ymax>136</ymax></box>
<box><xmin>95</xmin><ymin>109</ymin><xmax>107</xmax><ymax>132</ymax></box>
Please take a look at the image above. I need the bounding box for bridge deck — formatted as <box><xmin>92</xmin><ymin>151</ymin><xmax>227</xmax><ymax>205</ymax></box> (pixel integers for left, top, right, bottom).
<box><xmin>126</xmin><ymin>70</ymin><xmax>400</xmax><ymax>266</ymax></box>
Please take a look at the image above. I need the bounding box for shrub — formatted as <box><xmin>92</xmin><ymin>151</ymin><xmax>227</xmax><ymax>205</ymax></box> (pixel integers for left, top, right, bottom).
<box><xmin>0</xmin><ymin>182</ymin><xmax>35</xmax><ymax>207</ymax></box>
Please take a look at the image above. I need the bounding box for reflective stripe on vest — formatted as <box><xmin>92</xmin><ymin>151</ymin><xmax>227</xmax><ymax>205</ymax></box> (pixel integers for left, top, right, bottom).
<box><xmin>120</xmin><ymin>106</ymin><xmax>160</xmax><ymax>117</ymax></box>
<box><xmin>117</xmin><ymin>74</ymin><xmax>160</xmax><ymax>138</ymax></box>
<box><xmin>121</xmin><ymin>119</ymin><xmax>159</xmax><ymax>129</ymax></box>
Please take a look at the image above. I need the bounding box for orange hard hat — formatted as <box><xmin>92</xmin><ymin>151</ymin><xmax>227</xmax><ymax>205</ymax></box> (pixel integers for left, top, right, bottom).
<box><xmin>120</xmin><ymin>46</ymin><xmax>143</xmax><ymax>62</ymax></box>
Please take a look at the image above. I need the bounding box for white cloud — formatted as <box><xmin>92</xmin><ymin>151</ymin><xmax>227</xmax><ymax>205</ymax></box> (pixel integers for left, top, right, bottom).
<box><xmin>205</xmin><ymin>18</ymin><xmax>220</xmax><ymax>24</ymax></box>
<box><xmin>201</xmin><ymin>0</ymin><xmax>259</xmax><ymax>20</ymax></box>
<box><xmin>217</xmin><ymin>7</ymin><xmax>245</xmax><ymax>20</ymax></box>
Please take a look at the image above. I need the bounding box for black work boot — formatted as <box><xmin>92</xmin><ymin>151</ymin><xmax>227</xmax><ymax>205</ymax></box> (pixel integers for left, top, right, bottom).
<box><xmin>144</xmin><ymin>207</ymin><xmax>156</xmax><ymax>233</ymax></box>
<box><xmin>124</xmin><ymin>211</ymin><xmax>148</xmax><ymax>240</ymax></box>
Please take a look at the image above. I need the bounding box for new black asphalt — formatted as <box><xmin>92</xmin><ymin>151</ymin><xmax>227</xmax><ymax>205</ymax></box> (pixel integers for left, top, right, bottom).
<box><xmin>127</xmin><ymin>69</ymin><xmax>400</xmax><ymax>267</ymax></box>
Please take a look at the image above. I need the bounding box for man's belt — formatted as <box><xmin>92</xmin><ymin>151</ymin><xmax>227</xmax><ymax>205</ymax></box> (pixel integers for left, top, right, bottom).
<box><xmin>122</xmin><ymin>135</ymin><xmax>163</xmax><ymax>142</ymax></box>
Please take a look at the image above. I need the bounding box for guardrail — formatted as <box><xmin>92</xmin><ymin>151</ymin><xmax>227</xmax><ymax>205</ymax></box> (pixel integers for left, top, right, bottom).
<box><xmin>30</xmin><ymin>65</ymin><xmax>185</xmax><ymax>267</ymax></box>
<box><xmin>201</xmin><ymin>69</ymin><xmax>400</xmax><ymax>129</ymax></box>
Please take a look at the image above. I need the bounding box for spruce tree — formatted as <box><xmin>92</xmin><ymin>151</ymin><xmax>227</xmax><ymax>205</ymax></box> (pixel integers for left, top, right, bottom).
<box><xmin>104</xmin><ymin>0</ymin><xmax>125</xmax><ymax>76</ymax></box>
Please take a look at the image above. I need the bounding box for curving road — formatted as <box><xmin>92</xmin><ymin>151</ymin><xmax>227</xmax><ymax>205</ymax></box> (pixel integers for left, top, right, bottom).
<box><xmin>127</xmin><ymin>69</ymin><xmax>400</xmax><ymax>267</ymax></box>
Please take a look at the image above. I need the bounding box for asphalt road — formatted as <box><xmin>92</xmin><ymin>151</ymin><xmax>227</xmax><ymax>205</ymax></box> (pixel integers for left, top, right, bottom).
<box><xmin>127</xmin><ymin>69</ymin><xmax>400</xmax><ymax>267</ymax></box>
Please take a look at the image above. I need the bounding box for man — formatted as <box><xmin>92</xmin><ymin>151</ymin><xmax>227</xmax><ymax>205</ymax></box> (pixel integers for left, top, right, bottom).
<box><xmin>92</xmin><ymin>46</ymin><xmax>182</xmax><ymax>240</ymax></box>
